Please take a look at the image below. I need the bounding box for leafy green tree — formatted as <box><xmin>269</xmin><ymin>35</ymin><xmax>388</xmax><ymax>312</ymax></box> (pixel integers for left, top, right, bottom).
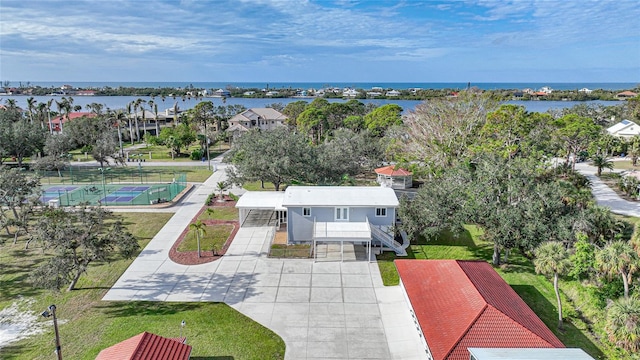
<box><xmin>226</xmin><ymin>127</ymin><xmax>315</xmax><ymax>191</ymax></box>
<box><xmin>189</xmin><ymin>220</ymin><xmax>206</xmax><ymax>258</ymax></box>
<box><xmin>297</xmin><ymin>107</ymin><xmax>327</xmax><ymax>144</ymax></box>
<box><xmin>282</xmin><ymin>100</ymin><xmax>308</xmax><ymax>125</ymax></box>
<box><xmin>605</xmin><ymin>295</ymin><xmax>640</xmax><ymax>353</ymax></box>
<box><xmin>31</xmin><ymin>206</ymin><xmax>138</xmax><ymax>291</ymax></box>
<box><xmin>534</xmin><ymin>241</ymin><xmax>572</xmax><ymax>329</ymax></box>
<box><xmin>569</xmin><ymin>232</ymin><xmax>597</xmax><ymax>280</ymax></box>
<box><xmin>553</xmin><ymin>114</ymin><xmax>601</xmax><ymax>169</ymax></box>
<box><xmin>158</xmin><ymin>123</ymin><xmax>196</xmax><ymax>157</ymax></box>
<box><xmin>628</xmin><ymin>136</ymin><xmax>640</xmax><ymax>166</ymax></box>
<box><xmin>596</xmin><ymin>241</ymin><xmax>640</xmax><ymax>299</ymax></box>
<box><xmin>363</xmin><ymin>104</ymin><xmax>403</xmax><ymax>137</ymax></box>
<box><xmin>5</xmin><ymin>119</ymin><xmax>47</xmax><ymax>166</ymax></box>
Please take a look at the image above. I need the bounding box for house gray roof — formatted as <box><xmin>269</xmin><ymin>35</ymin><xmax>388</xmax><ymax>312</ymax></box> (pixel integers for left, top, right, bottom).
<box><xmin>282</xmin><ymin>186</ymin><xmax>399</xmax><ymax>207</ymax></box>
<box><xmin>229</xmin><ymin>108</ymin><xmax>288</xmax><ymax>124</ymax></box>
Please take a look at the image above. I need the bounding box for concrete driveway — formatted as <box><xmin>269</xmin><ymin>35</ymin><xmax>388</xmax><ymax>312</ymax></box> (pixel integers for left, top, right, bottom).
<box><xmin>104</xmin><ymin>225</ymin><xmax>425</xmax><ymax>360</ymax></box>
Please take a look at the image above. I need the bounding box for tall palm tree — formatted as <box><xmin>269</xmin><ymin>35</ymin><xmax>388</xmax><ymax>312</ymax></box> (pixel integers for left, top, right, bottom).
<box><xmin>189</xmin><ymin>221</ymin><xmax>206</xmax><ymax>258</ymax></box>
<box><xmin>605</xmin><ymin>295</ymin><xmax>640</xmax><ymax>353</ymax></box>
<box><xmin>126</xmin><ymin>101</ymin><xmax>135</xmax><ymax>144</ymax></box>
<box><xmin>46</xmin><ymin>99</ymin><xmax>54</xmax><ymax>133</ymax></box>
<box><xmin>26</xmin><ymin>97</ymin><xmax>36</xmax><ymax>124</ymax></box>
<box><xmin>534</xmin><ymin>241</ymin><xmax>572</xmax><ymax>329</ymax></box>
<box><xmin>36</xmin><ymin>102</ymin><xmax>47</xmax><ymax>130</ymax></box>
<box><xmin>148</xmin><ymin>100</ymin><xmax>160</xmax><ymax>136</ymax></box>
<box><xmin>596</xmin><ymin>241</ymin><xmax>640</xmax><ymax>299</ymax></box>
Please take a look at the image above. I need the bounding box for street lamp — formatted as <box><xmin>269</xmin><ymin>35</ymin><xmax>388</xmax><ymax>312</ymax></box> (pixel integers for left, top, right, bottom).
<box><xmin>41</xmin><ymin>304</ymin><xmax>62</xmax><ymax>360</ymax></box>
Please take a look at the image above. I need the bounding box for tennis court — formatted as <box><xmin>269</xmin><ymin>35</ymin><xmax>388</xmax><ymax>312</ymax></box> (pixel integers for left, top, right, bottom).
<box><xmin>42</xmin><ymin>182</ymin><xmax>186</xmax><ymax>206</ymax></box>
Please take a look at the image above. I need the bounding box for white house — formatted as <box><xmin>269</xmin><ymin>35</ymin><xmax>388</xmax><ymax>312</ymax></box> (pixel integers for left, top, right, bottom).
<box><xmin>606</xmin><ymin>119</ymin><xmax>640</xmax><ymax>138</ymax></box>
<box><xmin>385</xmin><ymin>90</ymin><xmax>401</xmax><ymax>97</ymax></box>
<box><xmin>342</xmin><ymin>89</ymin><xmax>360</xmax><ymax>98</ymax></box>
<box><xmin>578</xmin><ymin>88</ymin><xmax>593</xmax><ymax>94</ymax></box>
<box><xmin>236</xmin><ymin>186</ymin><xmax>409</xmax><ymax>260</ymax></box>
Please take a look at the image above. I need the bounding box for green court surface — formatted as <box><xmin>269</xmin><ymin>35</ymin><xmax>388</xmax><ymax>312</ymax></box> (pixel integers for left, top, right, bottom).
<box><xmin>42</xmin><ymin>183</ymin><xmax>186</xmax><ymax>206</ymax></box>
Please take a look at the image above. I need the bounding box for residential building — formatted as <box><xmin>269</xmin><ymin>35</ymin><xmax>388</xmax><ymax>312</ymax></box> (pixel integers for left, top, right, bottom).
<box><xmin>386</xmin><ymin>90</ymin><xmax>401</xmax><ymax>97</ymax></box>
<box><xmin>395</xmin><ymin>260</ymin><xmax>567</xmax><ymax>360</ymax></box>
<box><xmin>50</xmin><ymin>112</ymin><xmax>96</xmax><ymax>133</ymax></box>
<box><xmin>606</xmin><ymin>119</ymin><xmax>640</xmax><ymax>138</ymax></box>
<box><xmin>236</xmin><ymin>186</ymin><xmax>409</xmax><ymax>259</ymax></box>
<box><xmin>616</xmin><ymin>90</ymin><xmax>638</xmax><ymax>99</ymax></box>
<box><xmin>226</xmin><ymin>108</ymin><xmax>287</xmax><ymax>138</ymax></box>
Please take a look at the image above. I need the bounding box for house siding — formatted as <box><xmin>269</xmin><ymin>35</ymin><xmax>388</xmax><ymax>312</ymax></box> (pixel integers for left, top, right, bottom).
<box><xmin>287</xmin><ymin>206</ymin><xmax>395</xmax><ymax>243</ymax></box>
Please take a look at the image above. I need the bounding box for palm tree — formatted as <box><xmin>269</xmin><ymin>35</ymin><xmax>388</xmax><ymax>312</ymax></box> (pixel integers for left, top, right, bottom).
<box><xmin>216</xmin><ymin>181</ymin><xmax>229</xmax><ymax>202</ymax></box>
<box><xmin>534</xmin><ymin>241</ymin><xmax>572</xmax><ymax>329</ymax></box>
<box><xmin>189</xmin><ymin>221</ymin><xmax>206</xmax><ymax>258</ymax></box>
<box><xmin>46</xmin><ymin>99</ymin><xmax>54</xmax><ymax>133</ymax></box>
<box><xmin>605</xmin><ymin>295</ymin><xmax>640</xmax><ymax>353</ymax></box>
<box><xmin>36</xmin><ymin>102</ymin><xmax>47</xmax><ymax>130</ymax></box>
<box><xmin>149</xmin><ymin>100</ymin><xmax>160</xmax><ymax>136</ymax></box>
<box><xmin>26</xmin><ymin>97</ymin><xmax>36</xmax><ymax>124</ymax></box>
<box><xmin>205</xmin><ymin>207</ymin><xmax>215</xmax><ymax>219</ymax></box>
<box><xmin>592</xmin><ymin>153</ymin><xmax>613</xmax><ymax>176</ymax></box>
<box><xmin>596</xmin><ymin>241</ymin><xmax>640</xmax><ymax>299</ymax></box>
<box><xmin>125</xmin><ymin>101</ymin><xmax>134</xmax><ymax>144</ymax></box>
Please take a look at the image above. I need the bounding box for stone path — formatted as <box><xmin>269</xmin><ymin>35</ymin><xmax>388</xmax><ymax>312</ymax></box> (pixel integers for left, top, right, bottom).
<box><xmin>575</xmin><ymin>162</ymin><xmax>640</xmax><ymax>217</ymax></box>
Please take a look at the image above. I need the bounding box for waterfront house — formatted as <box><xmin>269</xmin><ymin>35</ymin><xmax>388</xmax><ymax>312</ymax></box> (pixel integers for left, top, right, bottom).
<box><xmin>342</xmin><ymin>89</ymin><xmax>360</xmax><ymax>98</ymax></box>
<box><xmin>213</xmin><ymin>88</ymin><xmax>231</xmax><ymax>97</ymax></box>
<box><xmin>385</xmin><ymin>90</ymin><xmax>401</xmax><ymax>97</ymax></box>
<box><xmin>50</xmin><ymin>112</ymin><xmax>96</xmax><ymax>133</ymax></box>
<box><xmin>578</xmin><ymin>88</ymin><xmax>593</xmax><ymax>94</ymax></box>
<box><xmin>226</xmin><ymin>108</ymin><xmax>287</xmax><ymax>139</ymax></box>
<box><xmin>236</xmin><ymin>186</ymin><xmax>409</xmax><ymax>259</ymax></box>
<box><xmin>606</xmin><ymin>119</ymin><xmax>640</xmax><ymax>138</ymax></box>
<box><xmin>616</xmin><ymin>90</ymin><xmax>638</xmax><ymax>99</ymax></box>
<box><xmin>395</xmin><ymin>260</ymin><xmax>571</xmax><ymax>360</ymax></box>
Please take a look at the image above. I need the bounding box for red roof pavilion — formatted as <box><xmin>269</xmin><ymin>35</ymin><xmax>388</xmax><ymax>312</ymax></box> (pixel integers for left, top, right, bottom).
<box><xmin>95</xmin><ymin>331</ymin><xmax>192</xmax><ymax>360</ymax></box>
<box><xmin>374</xmin><ymin>165</ymin><xmax>412</xmax><ymax>176</ymax></box>
<box><xmin>395</xmin><ymin>260</ymin><xmax>564</xmax><ymax>360</ymax></box>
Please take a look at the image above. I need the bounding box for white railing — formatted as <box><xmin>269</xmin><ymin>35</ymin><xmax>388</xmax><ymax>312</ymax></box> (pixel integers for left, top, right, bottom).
<box><xmin>370</xmin><ymin>224</ymin><xmax>407</xmax><ymax>256</ymax></box>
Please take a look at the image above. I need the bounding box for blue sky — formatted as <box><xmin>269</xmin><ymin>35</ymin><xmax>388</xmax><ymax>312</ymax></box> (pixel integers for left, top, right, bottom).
<box><xmin>1</xmin><ymin>0</ymin><xmax>639</xmax><ymax>83</ymax></box>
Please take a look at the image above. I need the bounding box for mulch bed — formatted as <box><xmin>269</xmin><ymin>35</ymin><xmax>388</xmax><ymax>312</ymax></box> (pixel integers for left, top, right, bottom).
<box><xmin>168</xmin><ymin>199</ymin><xmax>239</xmax><ymax>265</ymax></box>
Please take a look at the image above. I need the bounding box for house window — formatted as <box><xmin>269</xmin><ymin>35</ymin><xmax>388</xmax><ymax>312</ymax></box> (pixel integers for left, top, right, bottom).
<box><xmin>303</xmin><ymin>207</ymin><xmax>311</xmax><ymax>217</ymax></box>
<box><xmin>335</xmin><ymin>207</ymin><xmax>349</xmax><ymax>221</ymax></box>
<box><xmin>375</xmin><ymin>208</ymin><xmax>387</xmax><ymax>217</ymax></box>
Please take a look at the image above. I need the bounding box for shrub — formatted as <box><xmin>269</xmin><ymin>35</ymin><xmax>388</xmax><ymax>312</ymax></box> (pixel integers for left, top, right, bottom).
<box><xmin>190</xmin><ymin>149</ymin><xmax>203</xmax><ymax>160</ymax></box>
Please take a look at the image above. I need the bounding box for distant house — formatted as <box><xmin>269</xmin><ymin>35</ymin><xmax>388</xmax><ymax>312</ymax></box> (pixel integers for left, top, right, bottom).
<box><xmin>265</xmin><ymin>91</ymin><xmax>279</xmax><ymax>97</ymax></box>
<box><xmin>60</xmin><ymin>84</ymin><xmax>73</xmax><ymax>90</ymax></box>
<box><xmin>606</xmin><ymin>119</ymin><xmax>640</xmax><ymax>138</ymax></box>
<box><xmin>226</xmin><ymin>108</ymin><xmax>287</xmax><ymax>138</ymax></box>
<box><xmin>96</xmin><ymin>331</ymin><xmax>191</xmax><ymax>360</ymax></box>
<box><xmin>385</xmin><ymin>90</ymin><xmax>401</xmax><ymax>97</ymax></box>
<box><xmin>342</xmin><ymin>89</ymin><xmax>360</xmax><ymax>98</ymax></box>
<box><xmin>236</xmin><ymin>186</ymin><xmax>409</xmax><ymax>259</ymax></box>
<box><xmin>375</xmin><ymin>165</ymin><xmax>412</xmax><ymax>189</ymax></box>
<box><xmin>243</xmin><ymin>91</ymin><xmax>255</xmax><ymax>96</ymax></box>
<box><xmin>395</xmin><ymin>260</ymin><xmax>567</xmax><ymax>360</ymax></box>
<box><xmin>367</xmin><ymin>91</ymin><xmax>383</xmax><ymax>98</ymax></box>
<box><xmin>50</xmin><ymin>112</ymin><xmax>96</xmax><ymax>133</ymax></box>
<box><xmin>76</xmin><ymin>90</ymin><xmax>96</xmax><ymax>96</ymax></box>
<box><xmin>616</xmin><ymin>90</ymin><xmax>638</xmax><ymax>99</ymax></box>
<box><xmin>213</xmin><ymin>88</ymin><xmax>230</xmax><ymax>97</ymax></box>
<box><xmin>539</xmin><ymin>86</ymin><xmax>553</xmax><ymax>94</ymax></box>
<box><xmin>578</xmin><ymin>88</ymin><xmax>593</xmax><ymax>94</ymax></box>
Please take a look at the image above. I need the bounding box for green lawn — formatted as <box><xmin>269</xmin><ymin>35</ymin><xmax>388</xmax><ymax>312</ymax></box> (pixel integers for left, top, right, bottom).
<box><xmin>178</xmin><ymin>224</ymin><xmax>234</xmax><ymax>252</ymax></box>
<box><xmin>197</xmin><ymin>206</ymin><xmax>239</xmax><ymax>222</ymax></box>
<box><xmin>0</xmin><ymin>212</ymin><xmax>284</xmax><ymax>360</ymax></box>
<box><xmin>376</xmin><ymin>225</ymin><xmax>608</xmax><ymax>359</ymax></box>
<box><xmin>242</xmin><ymin>181</ymin><xmax>278</xmax><ymax>191</ymax></box>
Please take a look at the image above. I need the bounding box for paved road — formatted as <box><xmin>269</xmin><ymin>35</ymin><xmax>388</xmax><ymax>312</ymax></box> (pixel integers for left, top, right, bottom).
<box><xmin>103</xmin><ymin>158</ymin><xmax>426</xmax><ymax>360</ymax></box>
<box><xmin>575</xmin><ymin>162</ymin><xmax>640</xmax><ymax>217</ymax></box>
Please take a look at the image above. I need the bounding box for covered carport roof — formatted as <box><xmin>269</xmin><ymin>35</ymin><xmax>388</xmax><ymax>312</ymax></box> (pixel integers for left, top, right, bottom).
<box><xmin>236</xmin><ymin>191</ymin><xmax>286</xmax><ymax>210</ymax></box>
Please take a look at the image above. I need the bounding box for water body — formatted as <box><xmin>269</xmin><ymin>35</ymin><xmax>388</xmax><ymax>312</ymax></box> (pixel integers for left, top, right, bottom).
<box><xmin>12</xmin><ymin>81</ymin><xmax>639</xmax><ymax>91</ymax></box>
<box><xmin>0</xmin><ymin>95</ymin><xmax>625</xmax><ymax>114</ymax></box>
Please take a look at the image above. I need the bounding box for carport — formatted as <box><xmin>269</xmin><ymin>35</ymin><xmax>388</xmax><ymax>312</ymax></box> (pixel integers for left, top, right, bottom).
<box><xmin>236</xmin><ymin>191</ymin><xmax>286</xmax><ymax>227</ymax></box>
<box><xmin>313</xmin><ymin>221</ymin><xmax>372</xmax><ymax>262</ymax></box>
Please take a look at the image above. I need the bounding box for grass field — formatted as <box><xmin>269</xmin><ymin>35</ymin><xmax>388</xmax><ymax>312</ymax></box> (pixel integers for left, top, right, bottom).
<box><xmin>197</xmin><ymin>206</ymin><xmax>239</xmax><ymax>222</ymax></box>
<box><xmin>178</xmin><ymin>224</ymin><xmax>235</xmax><ymax>253</ymax></box>
<box><xmin>376</xmin><ymin>225</ymin><xmax>610</xmax><ymax>359</ymax></box>
<box><xmin>0</xmin><ymin>212</ymin><xmax>285</xmax><ymax>360</ymax></box>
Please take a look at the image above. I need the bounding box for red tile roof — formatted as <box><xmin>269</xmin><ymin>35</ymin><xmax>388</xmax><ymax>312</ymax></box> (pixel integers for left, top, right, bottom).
<box><xmin>95</xmin><ymin>331</ymin><xmax>192</xmax><ymax>360</ymax></box>
<box><xmin>374</xmin><ymin>165</ymin><xmax>412</xmax><ymax>176</ymax></box>
<box><xmin>51</xmin><ymin>112</ymin><xmax>96</xmax><ymax>124</ymax></box>
<box><xmin>395</xmin><ymin>260</ymin><xmax>564</xmax><ymax>360</ymax></box>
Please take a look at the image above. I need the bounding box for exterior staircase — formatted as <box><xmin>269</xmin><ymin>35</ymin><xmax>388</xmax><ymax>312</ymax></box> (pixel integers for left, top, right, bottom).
<box><xmin>370</xmin><ymin>225</ymin><xmax>408</xmax><ymax>256</ymax></box>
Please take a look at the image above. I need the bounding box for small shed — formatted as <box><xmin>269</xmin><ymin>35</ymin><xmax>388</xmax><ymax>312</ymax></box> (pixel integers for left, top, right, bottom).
<box><xmin>375</xmin><ymin>165</ymin><xmax>412</xmax><ymax>189</ymax></box>
<box><xmin>95</xmin><ymin>331</ymin><xmax>191</xmax><ymax>360</ymax></box>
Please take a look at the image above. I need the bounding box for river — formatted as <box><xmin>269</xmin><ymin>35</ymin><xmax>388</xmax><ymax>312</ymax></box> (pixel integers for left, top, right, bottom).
<box><xmin>0</xmin><ymin>95</ymin><xmax>625</xmax><ymax>114</ymax></box>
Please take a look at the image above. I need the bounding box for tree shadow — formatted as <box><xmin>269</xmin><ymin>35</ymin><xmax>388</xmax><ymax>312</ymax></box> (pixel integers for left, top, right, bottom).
<box><xmin>510</xmin><ymin>285</ymin><xmax>605</xmax><ymax>359</ymax></box>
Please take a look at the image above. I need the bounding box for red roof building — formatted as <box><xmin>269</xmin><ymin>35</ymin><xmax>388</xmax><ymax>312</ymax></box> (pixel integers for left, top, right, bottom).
<box><xmin>95</xmin><ymin>331</ymin><xmax>192</xmax><ymax>360</ymax></box>
<box><xmin>395</xmin><ymin>260</ymin><xmax>564</xmax><ymax>360</ymax></box>
<box><xmin>50</xmin><ymin>112</ymin><xmax>96</xmax><ymax>132</ymax></box>
<box><xmin>375</xmin><ymin>165</ymin><xmax>413</xmax><ymax>189</ymax></box>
